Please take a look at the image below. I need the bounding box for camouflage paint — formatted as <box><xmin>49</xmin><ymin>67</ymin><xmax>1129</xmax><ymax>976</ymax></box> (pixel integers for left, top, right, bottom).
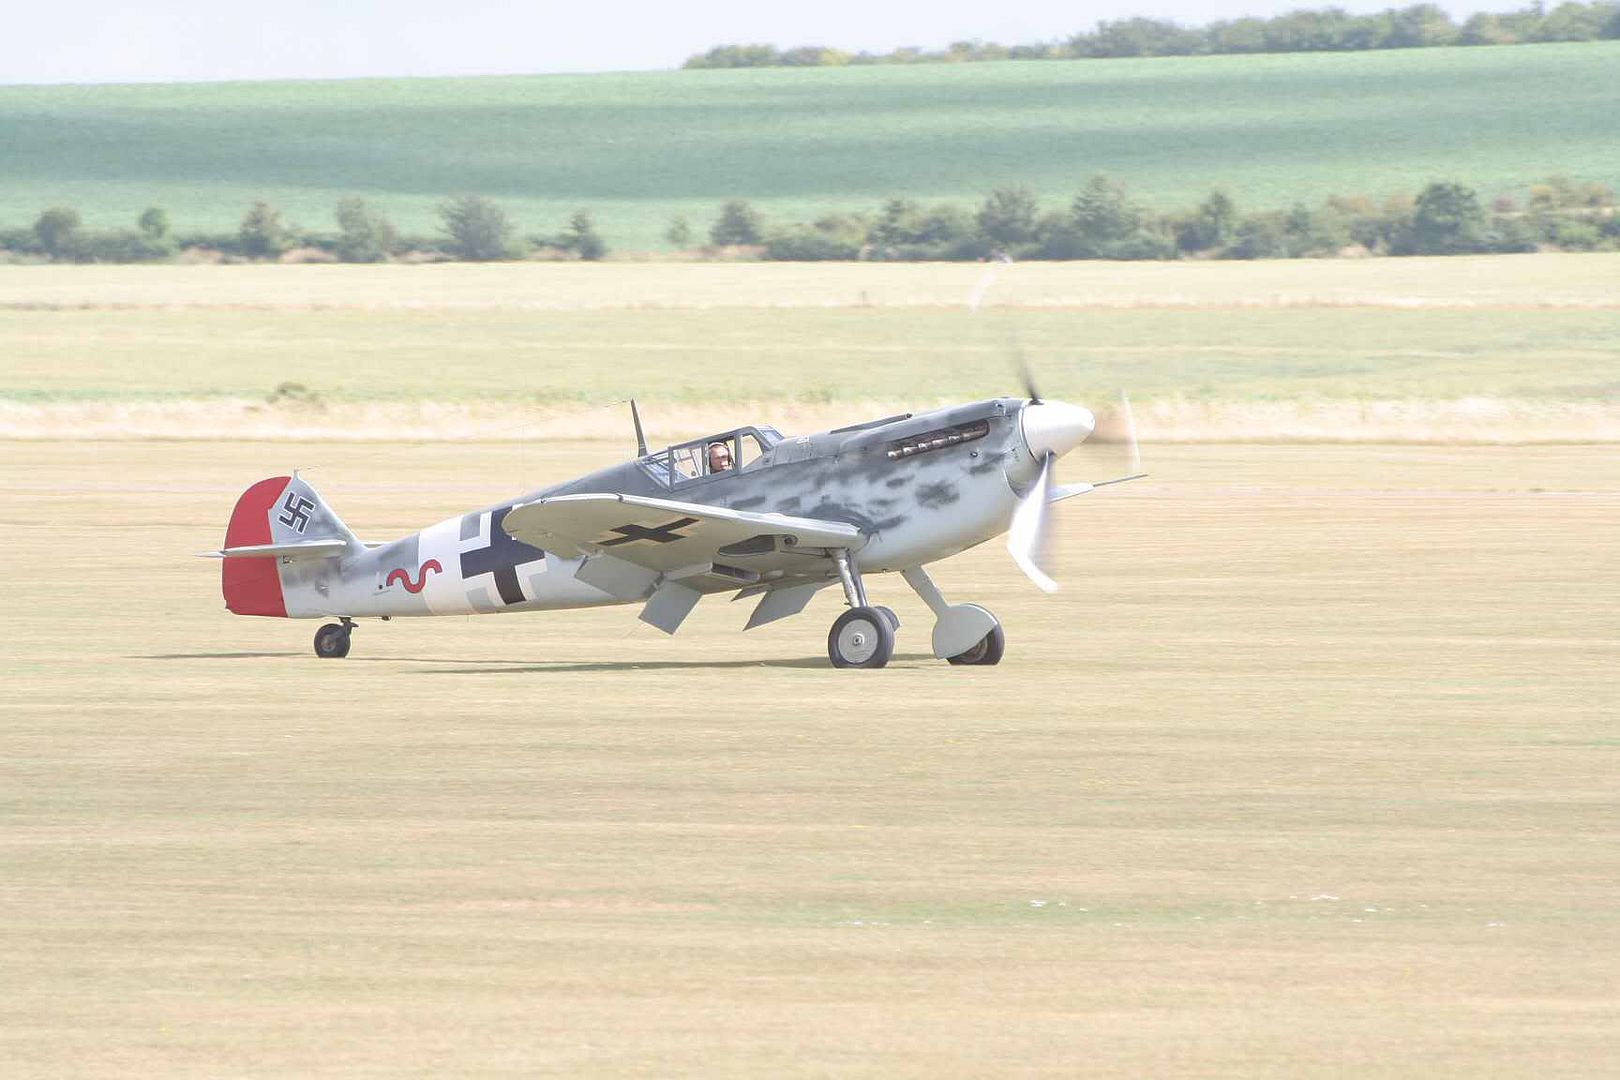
<box><xmin>265</xmin><ymin>398</ymin><xmax>1045</xmax><ymax>622</ymax></box>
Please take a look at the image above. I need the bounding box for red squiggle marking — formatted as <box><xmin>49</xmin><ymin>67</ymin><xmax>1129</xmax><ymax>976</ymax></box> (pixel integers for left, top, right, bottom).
<box><xmin>386</xmin><ymin>559</ymin><xmax>442</xmax><ymax>593</ymax></box>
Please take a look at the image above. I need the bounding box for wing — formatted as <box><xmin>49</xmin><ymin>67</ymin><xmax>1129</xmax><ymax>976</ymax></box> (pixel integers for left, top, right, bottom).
<box><xmin>501</xmin><ymin>493</ymin><xmax>864</xmax><ymax>573</ymax></box>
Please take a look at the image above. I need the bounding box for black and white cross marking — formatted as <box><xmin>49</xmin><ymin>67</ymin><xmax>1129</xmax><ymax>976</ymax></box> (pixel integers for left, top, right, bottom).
<box><xmin>459</xmin><ymin>506</ymin><xmax>548</xmax><ymax>607</ymax></box>
<box><xmin>599</xmin><ymin>516</ymin><xmax>700</xmax><ymax>547</ymax></box>
<box><xmin>277</xmin><ymin>491</ymin><xmax>316</xmax><ymax>534</ymax></box>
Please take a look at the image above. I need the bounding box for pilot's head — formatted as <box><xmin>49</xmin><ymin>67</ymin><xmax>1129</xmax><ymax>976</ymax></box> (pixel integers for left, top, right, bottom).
<box><xmin>707</xmin><ymin>441</ymin><xmax>733</xmax><ymax>473</ymax></box>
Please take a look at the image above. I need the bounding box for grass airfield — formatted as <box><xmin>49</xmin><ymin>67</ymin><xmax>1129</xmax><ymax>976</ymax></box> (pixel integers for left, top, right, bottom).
<box><xmin>4</xmin><ymin>437</ymin><xmax>1617</xmax><ymax>1076</ymax></box>
<box><xmin>4</xmin><ymin>257</ymin><xmax>1620</xmax><ymax>445</ymax></box>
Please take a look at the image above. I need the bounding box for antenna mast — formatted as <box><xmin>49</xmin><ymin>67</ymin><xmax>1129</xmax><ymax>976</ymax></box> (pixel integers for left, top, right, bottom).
<box><xmin>630</xmin><ymin>399</ymin><xmax>648</xmax><ymax>457</ymax></box>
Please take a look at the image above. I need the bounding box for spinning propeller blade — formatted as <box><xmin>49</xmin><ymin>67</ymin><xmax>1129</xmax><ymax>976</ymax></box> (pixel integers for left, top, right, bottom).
<box><xmin>983</xmin><ymin>279</ymin><xmax>1139</xmax><ymax>594</ymax></box>
<box><xmin>1018</xmin><ymin>354</ymin><xmax>1043</xmax><ymax>405</ymax></box>
<box><xmin>1120</xmin><ymin>390</ymin><xmax>1140</xmax><ymax>473</ymax></box>
<box><xmin>1006</xmin><ymin>451</ymin><xmax>1058</xmax><ymax>593</ymax></box>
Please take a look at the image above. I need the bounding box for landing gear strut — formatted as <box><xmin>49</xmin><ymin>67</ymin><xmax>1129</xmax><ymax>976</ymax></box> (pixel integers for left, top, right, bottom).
<box><xmin>902</xmin><ymin>567</ymin><xmax>1004</xmax><ymax>666</ymax></box>
<box><xmin>313</xmin><ymin>618</ymin><xmax>354</xmax><ymax>659</ymax></box>
<box><xmin>827</xmin><ymin>550</ymin><xmax>893</xmax><ymax>668</ymax></box>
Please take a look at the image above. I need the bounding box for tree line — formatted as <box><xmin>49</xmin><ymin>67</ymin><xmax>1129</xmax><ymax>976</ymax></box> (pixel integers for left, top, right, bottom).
<box><xmin>724</xmin><ymin>177</ymin><xmax>1619</xmax><ymax>261</ymax></box>
<box><xmin>684</xmin><ymin>3</ymin><xmax>1620</xmax><ymax>67</ymax></box>
<box><xmin>4</xmin><ymin>177</ymin><xmax>1616</xmax><ymax>265</ymax></box>
<box><xmin>0</xmin><ymin>197</ymin><xmax>605</xmax><ymax>264</ymax></box>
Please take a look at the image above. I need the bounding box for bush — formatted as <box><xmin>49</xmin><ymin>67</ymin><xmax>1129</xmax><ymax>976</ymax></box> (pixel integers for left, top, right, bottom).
<box><xmin>334</xmin><ymin>197</ymin><xmax>396</xmax><ymax>262</ymax></box>
<box><xmin>665</xmin><ymin>215</ymin><xmax>694</xmax><ymax>248</ymax></box>
<box><xmin>1297</xmin><ymin>204</ymin><xmax>1354</xmax><ymax>255</ymax></box>
<box><xmin>438</xmin><ymin>195</ymin><xmax>515</xmax><ymax>261</ymax></box>
<box><xmin>1056</xmin><ymin>174</ymin><xmax>1173</xmax><ymax>258</ymax></box>
<box><xmin>1106</xmin><ymin>228</ymin><xmax>1177</xmax><ymax>260</ymax></box>
<box><xmin>238</xmin><ymin>201</ymin><xmax>289</xmax><ymax>259</ymax></box>
<box><xmin>710</xmin><ymin>199</ymin><xmax>764</xmax><ymax>246</ymax></box>
<box><xmin>137</xmin><ymin>207</ymin><xmax>170</xmax><ymax>241</ymax></box>
<box><xmin>81</xmin><ymin>230</ymin><xmax>175</xmax><ymax>262</ymax></box>
<box><xmin>867</xmin><ymin>199</ymin><xmax>981</xmax><ymax>258</ymax></box>
<box><xmin>683</xmin><ymin>44</ymin><xmax>780</xmax><ymax>69</ymax></box>
<box><xmin>975</xmin><ymin>186</ymin><xmax>1041</xmax><ymax>250</ymax></box>
<box><xmin>1411</xmin><ymin>181</ymin><xmax>1487</xmax><ymax>253</ymax></box>
<box><xmin>1544</xmin><ymin>217</ymin><xmax>1605</xmax><ymax>250</ymax></box>
<box><xmin>1223</xmin><ymin>213</ymin><xmax>1293</xmax><ymax>259</ymax></box>
<box><xmin>1173</xmin><ymin>190</ymin><xmax>1237</xmax><ymax>253</ymax></box>
<box><xmin>557</xmin><ymin>209</ymin><xmax>607</xmax><ymax>260</ymax></box>
<box><xmin>0</xmin><ymin>226</ymin><xmax>38</xmax><ymax>254</ymax></box>
<box><xmin>1070</xmin><ymin>175</ymin><xmax>1142</xmax><ymax>249</ymax></box>
<box><xmin>762</xmin><ymin>213</ymin><xmax>867</xmax><ymax>260</ymax></box>
<box><xmin>1483</xmin><ymin>215</ymin><xmax>1539</xmax><ymax>253</ymax></box>
<box><xmin>34</xmin><ymin>206</ymin><xmax>83</xmax><ymax>260</ymax></box>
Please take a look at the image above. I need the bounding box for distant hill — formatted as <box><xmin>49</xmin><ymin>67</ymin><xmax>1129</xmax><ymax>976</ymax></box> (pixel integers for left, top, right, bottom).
<box><xmin>2</xmin><ymin>40</ymin><xmax>1617</xmax><ymax>250</ymax></box>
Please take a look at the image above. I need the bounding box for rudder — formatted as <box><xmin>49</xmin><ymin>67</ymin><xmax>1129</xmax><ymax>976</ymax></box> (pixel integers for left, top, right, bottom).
<box><xmin>220</xmin><ymin>475</ymin><xmax>360</xmax><ymax>617</ymax></box>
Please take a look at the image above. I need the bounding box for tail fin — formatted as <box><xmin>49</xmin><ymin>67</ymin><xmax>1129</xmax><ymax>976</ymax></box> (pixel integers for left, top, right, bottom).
<box><xmin>218</xmin><ymin>475</ymin><xmax>360</xmax><ymax>616</ymax></box>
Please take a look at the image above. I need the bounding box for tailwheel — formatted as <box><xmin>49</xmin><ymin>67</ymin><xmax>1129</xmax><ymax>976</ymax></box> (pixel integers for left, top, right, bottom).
<box><xmin>313</xmin><ymin>621</ymin><xmax>352</xmax><ymax>659</ymax></box>
<box><xmin>828</xmin><ymin>606</ymin><xmax>895</xmax><ymax>669</ymax></box>
<box><xmin>947</xmin><ymin>617</ymin><xmax>1005</xmax><ymax>666</ymax></box>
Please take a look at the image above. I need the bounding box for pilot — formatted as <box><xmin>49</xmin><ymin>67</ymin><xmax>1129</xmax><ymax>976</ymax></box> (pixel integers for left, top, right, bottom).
<box><xmin>707</xmin><ymin>441</ymin><xmax>733</xmax><ymax>474</ymax></box>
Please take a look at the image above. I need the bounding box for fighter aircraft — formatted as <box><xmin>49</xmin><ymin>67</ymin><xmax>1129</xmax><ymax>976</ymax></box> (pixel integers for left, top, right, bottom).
<box><xmin>202</xmin><ymin>385</ymin><xmax>1140</xmax><ymax>668</ymax></box>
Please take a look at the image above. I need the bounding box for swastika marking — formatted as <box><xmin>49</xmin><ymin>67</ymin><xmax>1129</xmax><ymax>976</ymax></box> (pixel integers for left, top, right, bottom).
<box><xmin>278</xmin><ymin>492</ymin><xmax>315</xmax><ymax>534</ymax></box>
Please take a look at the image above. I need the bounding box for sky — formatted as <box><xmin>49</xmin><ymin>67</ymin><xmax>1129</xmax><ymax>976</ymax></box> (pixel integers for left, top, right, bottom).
<box><xmin>8</xmin><ymin>1</ymin><xmax>1505</xmax><ymax>85</ymax></box>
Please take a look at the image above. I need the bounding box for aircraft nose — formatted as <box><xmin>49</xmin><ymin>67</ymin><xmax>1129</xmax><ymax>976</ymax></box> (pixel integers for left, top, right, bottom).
<box><xmin>1020</xmin><ymin>400</ymin><xmax>1095</xmax><ymax>460</ymax></box>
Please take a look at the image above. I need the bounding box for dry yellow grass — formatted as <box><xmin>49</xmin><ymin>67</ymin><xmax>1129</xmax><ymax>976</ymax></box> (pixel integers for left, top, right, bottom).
<box><xmin>4</xmin><ymin>254</ymin><xmax>1620</xmax><ymax>311</ymax></box>
<box><xmin>3</xmin><ymin>439</ymin><xmax>1616</xmax><ymax>1077</ymax></box>
<box><xmin>5</xmin><ymin>257</ymin><xmax>1617</xmax><ymax>445</ymax></box>
<box><xmin>6</xmin><ymin>396</ymin><xmax>1619</xmax><ymax>444</ymax></box>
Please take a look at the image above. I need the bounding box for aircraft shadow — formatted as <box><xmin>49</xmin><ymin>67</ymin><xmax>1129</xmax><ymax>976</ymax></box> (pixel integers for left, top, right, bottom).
<box><xmin>407</xmin><ymin>653</ymin><xmax>939</xmax><ymax>674</ymax></box>
<box><xmin>140</xmin><ymin>651</ymin><xmax>305</xmax><ymax>660</ymax></box>
<box><xmin>137</xmin><ymin>652</ymin><xmax>939</xmax><ymax>672</ymax></box>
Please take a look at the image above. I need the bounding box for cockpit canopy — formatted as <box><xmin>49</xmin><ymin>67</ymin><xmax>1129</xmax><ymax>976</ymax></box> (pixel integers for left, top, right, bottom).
<box><xmin>638</xmin><ymin>426</ymin><xmax>783</xmax><ymax>488</ymax></box>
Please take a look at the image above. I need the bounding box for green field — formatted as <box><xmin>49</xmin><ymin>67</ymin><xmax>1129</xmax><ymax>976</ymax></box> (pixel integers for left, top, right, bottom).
<box><xmin>4</xmin><ymin>41</ymin><xmax>1619</xmax><ymax>249</ymax></box>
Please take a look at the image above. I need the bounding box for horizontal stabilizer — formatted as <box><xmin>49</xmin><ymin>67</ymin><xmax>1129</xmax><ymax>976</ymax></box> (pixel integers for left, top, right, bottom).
<box><xmin>197</xmin><ymin>538</ymin><xmax>349</xmax><ymax>560</ymax></box>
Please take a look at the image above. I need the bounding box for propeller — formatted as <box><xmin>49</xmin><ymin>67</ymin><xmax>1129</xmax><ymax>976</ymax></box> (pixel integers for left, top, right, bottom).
<box><xmin>1005</xmin><ymin>390</ymin><xmax>1142</xmax><ymax>593</ymax></box>
<box><xmin>1007</xmin><ymin>450</ymin><xmax>1058</xmax><ymax>592</ymax></box>
<box><xmin>1016</xmin><ymin>348</ymin><xmax>1043</xmax><ymax>405</ymax></box>
<box><xmin>1000</xmin><ymin>322</ymin><xmax>1043</xmax><ymax>406</ymax></box>
<box><xmin>1121</xmin><ymin>390</ymin><xmax>1140</xmax><ymax>474</ymax></box>
<box><xmin>967</xmin><ymin>263</ymin><xmax>1143</xmax><ymax>593</ymax></box>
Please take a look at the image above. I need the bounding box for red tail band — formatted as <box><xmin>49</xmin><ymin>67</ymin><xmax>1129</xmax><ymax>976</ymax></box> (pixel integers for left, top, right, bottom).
<box><xmin>221</xmin><ymin>477</ymin><xmax>290</xmax><ymax>617</ymax></box>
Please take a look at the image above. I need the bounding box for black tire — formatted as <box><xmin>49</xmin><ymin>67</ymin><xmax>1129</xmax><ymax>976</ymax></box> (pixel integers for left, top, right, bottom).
<box><xmin>828</xmin><ymin>606</ymin><xmax>895</xmax><ymax>669</ymax></box>
<box><xmin>873</xmin><ymin>605</ymin><xmax>901</xmax><ymax>632</ymax></box>
<box><xmin>947</xmin><ymin>621</ymin><xmax>1005</xmax><ymax>666</ymax></box>
<box><xmin>313</xmin><ymin>622</ymin><xmax>351</xmax><ymax>659</ymax></box>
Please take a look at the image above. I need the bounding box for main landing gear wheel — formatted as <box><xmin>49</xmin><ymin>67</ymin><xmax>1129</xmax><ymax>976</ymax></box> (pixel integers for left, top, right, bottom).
<box><xmin>947</xmin><ymin>618</ymin><xmax>1005</xmax><ymax>666</ymax></box>
<box><xmin>313</xmin><ymin>621</ymin><xmax>352</xmax><ymax>659</ymax></box>
<box><xmin>872</xmin><ymin>605</ymin><xmax>901</xmax><ymax>632</ymax></box>
<box><xmin>828</xmin><ymin>606</ymin><xmax>895</xmax><ymax>669</ymax></box>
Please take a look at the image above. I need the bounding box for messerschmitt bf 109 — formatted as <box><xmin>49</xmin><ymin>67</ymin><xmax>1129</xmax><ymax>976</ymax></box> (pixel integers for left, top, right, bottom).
<box><xmin>202</xmin><ymin>379</ymin><xmax>1141</xmax><ymax>669</ymax></box>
